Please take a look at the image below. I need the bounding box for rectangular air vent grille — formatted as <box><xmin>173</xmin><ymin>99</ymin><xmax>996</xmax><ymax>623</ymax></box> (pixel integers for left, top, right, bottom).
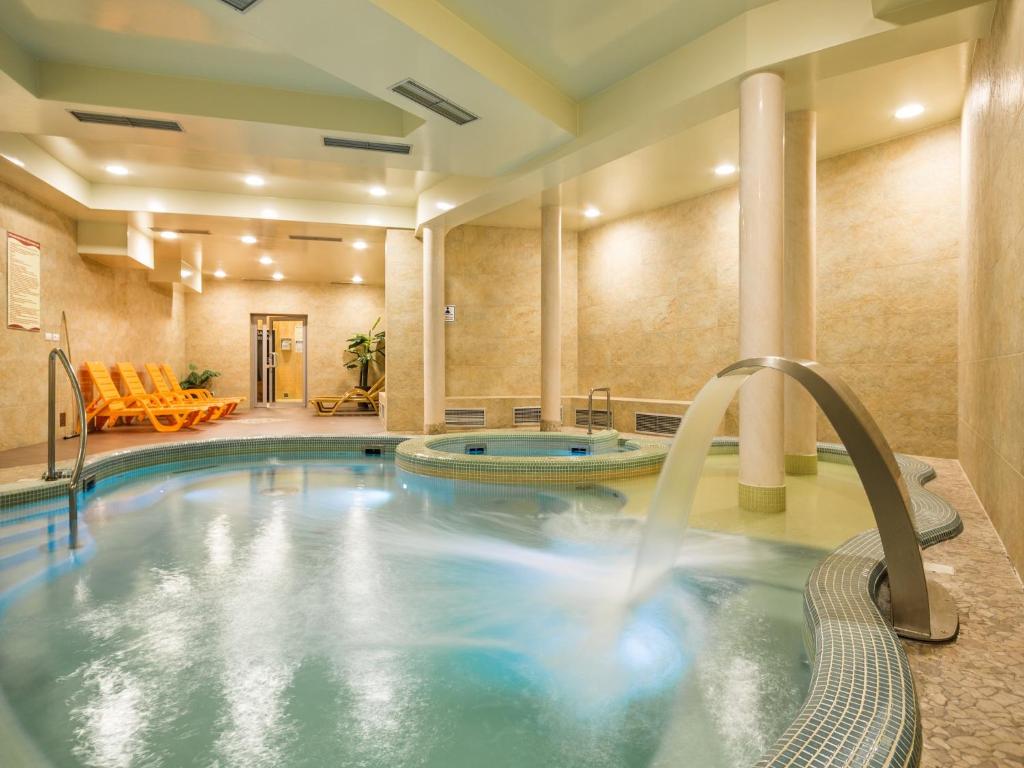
<box><xmin>323</xmin><ymin>136</ymin><xmax>412</xmax><ymax>155</ymax></box>
<box><xmin>150</xmin><ymin>228</ymin><xmax>211</xmax><ymax>236</ymax></box>
<box><xmin>219</xmin><ymin>0</ymin><xmax>262</xmax><ymax>11</ymax></box>
<box><xmin>512</xmin><ymin>406</ymin><xmax>564</xmax><ymax>425</ymax></box>
<box><xmin>289</xmin><ymin>235</ymin><xmax>345</xmax><ymax>243</ymax></box>
<box><xmin>574</xmin><ymin>409</ymin><xmax>611</xmax><ymax>429</ymax></box>
<box><xmin>71</xmin><ymin>110</ymin><xmax>183</xmax><ymax>132</ymax></box>
<box><xmin>635</xmin><ymin>412</ymin><xmax>683</xmax><ymax>436</ymax></box>
<box><xmin>391</xmin><ymin>79</ymin><xmax>479</xmax><ymax>125</ymax></box>
<box><xmin>445</xmin><ymin>408</ymin><xmax>486</xmax><ymax>427</ymax></box>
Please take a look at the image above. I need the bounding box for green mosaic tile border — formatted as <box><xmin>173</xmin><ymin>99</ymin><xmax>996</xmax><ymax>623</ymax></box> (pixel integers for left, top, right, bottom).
<box><xmin>0</xmin><ymin>435</ymin><xmax>962</xmax><ymax>768</ymax></box>
<box><xmin>396</xmin><ymin>429</ymin><xmax>669</xmax><ymax>484</ymax></box>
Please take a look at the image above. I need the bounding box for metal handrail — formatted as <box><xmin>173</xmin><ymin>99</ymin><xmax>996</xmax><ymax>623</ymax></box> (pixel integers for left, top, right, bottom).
<box><xmin>42</xmin><ymin>348</ymin><xmax>87</xmax><ymax>549</ymax></box>
<box><xmin>587</xmin><ymin>387</ymin><xmax>611</xmax><ymax>435</ymax></box>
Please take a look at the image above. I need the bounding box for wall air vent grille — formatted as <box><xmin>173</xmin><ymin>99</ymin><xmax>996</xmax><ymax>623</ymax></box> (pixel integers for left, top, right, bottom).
<box><xmin>70</xmin><ymin>111</ymin><xmax>183</xmax><ymax>132</ymax></box>
<box><xmin>323</xmin><ymin>136</ymin><xmax>412</xmax><ymax>155</ymax></box>
<box><xmin>391</xmin><ymin>79</ymin><xmax>479</xmax><ymax>125</ymax></box>
<box><xmin>513</xmin><ymin>406</ymin><xmax>541</xmax><ymax>425</ymax></box>
<box><xmin>635</xmin><ymin>412</ymin><xmax>682</xmax><ymax>436</ymax></box>
<box><xmin>218</xmin><ymin>0</ymin><xmax>262</xmax><ymax>11</ymax></box>
<box><xmin>445</xmin><ymin>408</ymin><xmax>486</xmax><ymax>427</ymax></box>
<box><xmin>289</xmin><ymin>235</ymin><xmax>345</xmax><ymax>243</ymax></box>
<box><xmin>574</xmin><ymin>409</ymin><xmax>611</xmax><ymax>429</ymax></box>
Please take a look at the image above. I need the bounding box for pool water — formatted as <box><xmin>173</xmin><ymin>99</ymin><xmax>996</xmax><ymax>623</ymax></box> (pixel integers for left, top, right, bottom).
<box><xmin>0</xmin><ymin>457</ymin><xmax>818</xmax><ymax>768</ymax></box>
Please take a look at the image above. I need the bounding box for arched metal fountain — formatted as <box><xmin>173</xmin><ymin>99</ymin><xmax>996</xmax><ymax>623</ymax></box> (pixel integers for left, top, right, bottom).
<box><xmin>631</xmin><ymin>356</ymin><xmax>958</xmax><ymax>643</ymax></box>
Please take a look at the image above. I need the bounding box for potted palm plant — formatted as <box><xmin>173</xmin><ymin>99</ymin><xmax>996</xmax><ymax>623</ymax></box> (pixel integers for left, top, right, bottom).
<box><xmin>345</xmin><ymin>317</ymin><xmax>385</xmax><ymax>393</ymax></box>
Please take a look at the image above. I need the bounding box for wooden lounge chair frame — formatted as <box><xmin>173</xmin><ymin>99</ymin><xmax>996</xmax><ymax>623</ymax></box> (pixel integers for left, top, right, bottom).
<box><xmin>311</xmin><ymin>376</ymin><xmax>385</xmax><ymax>416</ymax></box>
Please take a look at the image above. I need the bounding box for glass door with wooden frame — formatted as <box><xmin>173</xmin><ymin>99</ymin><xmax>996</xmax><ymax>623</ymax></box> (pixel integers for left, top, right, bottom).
<box><xmin>251</xmin><ymin>314</ymin><xmax>308</xmax><ymax>407</ymax></box>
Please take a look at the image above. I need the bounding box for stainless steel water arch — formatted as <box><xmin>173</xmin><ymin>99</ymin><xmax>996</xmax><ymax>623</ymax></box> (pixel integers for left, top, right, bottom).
<box><xmin>717</xmin><ymin>357</ymin><xmax>958</xmax><ymax>642</ymax></box>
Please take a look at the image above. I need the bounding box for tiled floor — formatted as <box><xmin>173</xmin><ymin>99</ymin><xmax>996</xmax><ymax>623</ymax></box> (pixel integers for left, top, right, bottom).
<box><xmin>1</xmin><ymin>413</ymin><xmax>1021</xmax><ymax>766</ymax></box>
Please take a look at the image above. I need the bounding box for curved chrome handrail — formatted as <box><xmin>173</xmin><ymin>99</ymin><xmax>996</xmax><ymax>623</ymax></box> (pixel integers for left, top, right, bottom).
<box><xmin>42</xmin><ymin>348</ymin><xmax>88</xmax><ymax>549</ymax></box>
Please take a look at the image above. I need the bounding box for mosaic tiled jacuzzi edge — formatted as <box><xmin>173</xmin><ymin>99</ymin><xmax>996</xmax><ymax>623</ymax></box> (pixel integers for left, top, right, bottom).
<box><xmin>0</xmin><ymin>434</ymin><xmax>962</xmax><ymax>768</ymax></box>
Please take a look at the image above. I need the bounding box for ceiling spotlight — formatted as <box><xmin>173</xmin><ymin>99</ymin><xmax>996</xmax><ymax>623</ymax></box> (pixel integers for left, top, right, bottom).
<box><xmin>244</xmin><ymin>174</ymin><xmax>266</xmax><ymax>187</ymax></box>
<box><xmin>714</xmin><ymin>163</ymin><xmax>737</xmax><ymax>176</ymax></box>
<box><xmin>272</xmin><ymin>271</ymin><xmax>284</xmax><ymax>281</ymax></box>
<box><xmin>241</xmin><ymin>235</ymin><xmax>258</xmax><ymax>245</ymax></box>
<box><xmin>894</xmin><ymin>103</ymin><xmax>925</xmax><ymax>120</ymax></box>
<box><xmin>436</xmin><ymin>201</ymin><xmax>455</xmax><ymax>211</ymax></box>
<box><xmin>352</xmin><ymin>275</ymin><xmax>364</xmax><ymax>284</ymax></box>
<box><xmin>353</xmin><ymin>240</ymin><xmax>368</xmax><ymax>250</ymax></box>
<box><xmin>583</xmin><ymin>207</ymin><xmax>601</xmax><ymax>219</ymax></box>
<box><xmin>214</xmin><ymin>268</ymin><xmax>227</xmax><ymax>278</ymax></box>
<box><xmin>180</xmin><ymin>268</ymin><xmax>193</xmax><ymax>279</ymax></box>
<box><xmin>261</xmin><ymin>208</ymin><xmax>278</xmax><ymax>219</ymax></box>
<box><xmin>148</xmin><ymin>200</ymin><xmax>166</xmax><ymax>213</ymax></box>
<box><xmin>369</xmin><ymin>186</ymin><xmax>387</xmax><ymax>197</ymax></box>
<box><xmin>160</xmin><ymin>230</ymin><xmax>179</xmax><ymax>240</ymax></box>
<box><xmin>105</xmin><ymin>164</ymin><xmax>130</xmax><ymax>176</ymax></box>
<box><xmin>259</xmin><ymin>254</ymin><xmax>273</xmax><ymax>265</ymax></box>
<box><xmin>1</xmin><ymin>154</ymin><xmax>25</xmax><ymax>168</ymax></box>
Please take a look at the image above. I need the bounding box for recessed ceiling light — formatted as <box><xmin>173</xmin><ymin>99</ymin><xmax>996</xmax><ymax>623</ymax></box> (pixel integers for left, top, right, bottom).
<box><xmin>353</xmin><ymin>240</ymin><xmax>368</xmax><ymax>250</ymax></box>
<box><xmin>583</xmin><ymin>207</ymin><xmax>601</xmax><ymax>219</ymax></box>
<box><xmin>352</xmin><ymin>275</ymin><xmax>364</xmax><ymax>283</ymax></box>
<box><xmin>272</xmin><ymin>271</ymin><xmax>284</xmax><ymax>281</ymax></box>
<box><xmin>160</xmin><ymin>230</ymin><xmax>179</xmax><ymax>240</ymax></box>
<box><xmin>105</xmin><ymin>164</ymin><xmax>130</xmax><ymax>176</ymax></box>
<box><xmin>244</xmin><ymin>174</ymin><xmax>265</xmax><ymax>187</ymax></box>
<box><xmin>241</xmin><ymin>235</ymin><xmax>258</xmax><ymax>245</ymax></box>
<box><xmin>436</xmin><ymin>201</ymin><xmax>455</xmax><ymax>211</ymax></box>
<box><xmin>180</xmin><ymin>267</ymin><xmax>193</xmax><ymax>279</ymax></box>
<box><xmin>369</xmin><ymin>186</ymin><xmax>387</xmax><ymax>197</ymax></box>
<box><xmin>2</xmin><ymin>154</ymin><xmax>25</xmax><ymax>168</ymax></box>
<box><xmin>261</xmin><ymin>208</ymin><xmax>278</xmax><ymax>219</ymax></box>
<box><xmin>214</xmin><ymin>268</ymin><xmax>227</xmax><ymax>278</ymax></box>
<box><xmin>259</xmin><ymin>254</ymin><xmax>273</xmax><ymax>265</ymax></box>
<box><xmin>894</xmin><ymin>103</ymin><xmax>925</xmax><ymax>120</ymax></box>
<box><xmin>714</xmin><ymin>163</ymin><xmax>737</xmax><ymax>176</ymax></box>
<box><xmin>148</xmin><ymin>200</ymin><xmax>166</xmax><ymax>212</ymax></box>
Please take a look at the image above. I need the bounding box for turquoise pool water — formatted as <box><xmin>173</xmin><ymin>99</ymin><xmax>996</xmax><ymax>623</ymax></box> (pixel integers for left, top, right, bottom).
<box><xmin>0</xmin><ymin>457</ymin><xmax>817</xmax><ymax>768</ymax></box>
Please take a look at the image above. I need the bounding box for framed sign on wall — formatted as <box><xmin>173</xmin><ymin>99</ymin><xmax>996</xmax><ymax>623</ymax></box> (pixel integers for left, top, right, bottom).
<box><xmin>6</xmin><ymin>231</ymin><xmax>41</xmax><ymax>332</ymax></box>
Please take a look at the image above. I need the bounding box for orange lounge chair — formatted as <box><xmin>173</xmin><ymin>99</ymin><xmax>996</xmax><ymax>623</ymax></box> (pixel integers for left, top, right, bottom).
<box><xmin>117</xmin><ymin>362</ymin><xmax>220</xmax><ymax>423</ymax></box>
<box><xmin>83</xmin><ymin>362</ymin><xmax>206</xmax><ymax>433</ymax></box>
<box><xmin>144</xmin><ymin>364</ymin><xmax>229</xmax><ymax>420</ymax></box>
<box><xmin>311</xmin><ymin>376</ymin><xmax>385</xmax><ymax>416</ymax></box>
<box><xmin>160</xmin><ymin>363</ymin><xmax>244</xmax><ymax>416</ymax></box>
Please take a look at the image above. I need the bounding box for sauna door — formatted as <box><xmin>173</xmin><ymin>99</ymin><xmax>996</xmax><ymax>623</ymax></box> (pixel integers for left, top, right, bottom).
<box><xmin>251</xmin><ymin>314</ymin><xmax>307</xmax><ymax>407</ymax></box>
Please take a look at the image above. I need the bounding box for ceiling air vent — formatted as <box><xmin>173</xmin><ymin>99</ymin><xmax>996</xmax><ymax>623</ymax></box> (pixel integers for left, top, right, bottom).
<box><xmin>445</xmin><ymin>408</ymin><xmax>486</xmax><ymax>428</ymax></box>
<box><xmin>575</xmin><ymin>409</ymin><xmax>611</xmax><ymax>430</ymax></box>
<box><xmin>218</xmin><ymin>0</ymin><xmax>262</xmax><ymax>11</ymax></box>
<box><xmin>635</xmin><ymin>412</ymin><xmax>682</xmax><ymax>436</ymax></box>
<box><xmin>289</xmin><ymin>235</ymin><xmax>345</xmax><ymax>243</ymax></box>
<box><xmin>70</xmin><ymin>110</ymin><xmax>183</xmax><ymax>132</ymax></box>
<box><xmin>323</xmin><ymin>136</ymin><xmax>412</xmax><ymax>155</ymax></box>
<box><xmin>391</xmin><ymin>79</ymin><xmax>478</xmax><ymax>126</ymax></box>
<box><xmin>150</xmin><ymin>228</ymin><xmax>211</xmax><ymax>236</ymax></box>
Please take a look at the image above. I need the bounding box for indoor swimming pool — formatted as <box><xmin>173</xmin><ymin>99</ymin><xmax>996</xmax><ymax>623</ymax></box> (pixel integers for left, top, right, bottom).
<box><xmin>0</xmin><ymin>455</ymin><xmax>820</xmax><ymax>768</ymax></box>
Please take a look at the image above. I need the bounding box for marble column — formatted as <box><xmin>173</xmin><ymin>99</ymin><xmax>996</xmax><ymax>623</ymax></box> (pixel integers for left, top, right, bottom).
<box><xmin>738</xmin><ymin>71</ymin><xmax>786</xmax><ymax>513</ymax></box>
<box><xmin>540</xmin><ymin>189</ymin><xmax>562</xmax><ymax>431</ymax></box>
<box><xmin>784</xmin><ymin>110</ymin><xmax>818</xmax><ymax>474</ymax></box>
<box><xmin>422</xmin><ymin>222</ymin><xmax>446</xmax><ymax>434</ymax></box>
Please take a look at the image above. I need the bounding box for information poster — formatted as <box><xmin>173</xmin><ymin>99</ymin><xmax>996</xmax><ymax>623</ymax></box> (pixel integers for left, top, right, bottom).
<box><xmin>6</xmin><ymin>231</ymin><xmax>41</xmax><ymax>332</ymax></box>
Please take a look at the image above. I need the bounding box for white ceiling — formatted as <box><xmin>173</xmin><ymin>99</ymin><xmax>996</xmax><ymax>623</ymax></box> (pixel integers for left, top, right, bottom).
<box><xmin>436</xmin><ymin>0</ymin><xmax>776</xmax><ymax>99</ymax></box>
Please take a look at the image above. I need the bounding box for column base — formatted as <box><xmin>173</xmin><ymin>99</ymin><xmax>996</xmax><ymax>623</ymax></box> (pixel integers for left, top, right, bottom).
<box><xmin>785</xmin><ymin>453</ymin><xmax>819</xmax><ymax>475</ymax></box>
<box><xmin>539</xmin><ymin>420</ymin><xmax>562</xmax><ymax>432</ymax></box>
<box><xmin>738</xmin><ymin>482</ymin><xmax>787</xmax><ymax>513</ymax></box>
<box><xmin>424</xmin><ymin>422</ymin><xmax>447</xmax><ymax>435</ymax></box>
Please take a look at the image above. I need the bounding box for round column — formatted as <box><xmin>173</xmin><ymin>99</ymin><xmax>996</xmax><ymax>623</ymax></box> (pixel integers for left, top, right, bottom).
<box><xmin>423</xmin><ymin>222</ymin><xmax>446</xmax><ymax>434</ymax></box>
<box><xmin>540</xmin><ymin>189</ymin><xmax>562</xmax><ymax>432</ymax></box>
<box><xmin>784</xmin><ymin>110</ymin><xmax>818</xmax><ymax>474</ymax></box>
<box><xmin>738</xmin><ymin>71</ymin><xmax>786</xmax><ymax>513</ymax></box>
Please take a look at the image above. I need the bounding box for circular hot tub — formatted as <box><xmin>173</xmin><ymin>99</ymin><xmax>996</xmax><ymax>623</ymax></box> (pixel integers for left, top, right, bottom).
<box><xmin>395</xmin><ymin>429</ymin><xmax>669</xmax><ymax>483</ymax></box>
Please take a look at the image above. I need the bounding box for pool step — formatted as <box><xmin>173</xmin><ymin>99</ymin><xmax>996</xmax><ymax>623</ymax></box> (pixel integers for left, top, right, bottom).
<box><xmin>0</xmin><ymin>508</ymin><xmax>90</xmax><ymax>614</ymax></box>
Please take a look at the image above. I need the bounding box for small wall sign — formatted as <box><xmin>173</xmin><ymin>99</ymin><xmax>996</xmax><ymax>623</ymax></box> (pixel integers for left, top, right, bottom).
<box><xmin>444</xmin><ymin>304</ymin><xmax>456</xmax><ymax>322</ymax></box>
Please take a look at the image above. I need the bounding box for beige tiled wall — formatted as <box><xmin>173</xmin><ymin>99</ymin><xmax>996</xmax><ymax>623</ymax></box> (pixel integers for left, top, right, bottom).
<box><xmin>445</xmin><ymin>225</ymin><xmax>578</xmax><ymax>397</ymax></box>
<box><xmin>0</xmin><ymin>179</ymin><xmax>186</xmax><ymax>451</ymax></box>
<box><xmin>960</xmin><ymin>0</ymin><xmax>1024</xmax><ymax>571</ymax></box>
<box><xmin>185</xmin><ymin>279</ymin><xmax>383</xmax><ymax>405</ymax></box>
<box><xmin>577</xmin><ymin>125</ymin><xmax>960</xmax><ymax>457</ymax></box>
<box><xmin>383</xmin><ymin>229</ymin><xmax>423</xmax><ymax>432</ymax></box>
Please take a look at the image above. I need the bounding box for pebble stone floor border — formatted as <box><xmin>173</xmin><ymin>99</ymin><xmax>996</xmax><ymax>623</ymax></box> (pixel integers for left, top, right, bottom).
<box><xmin>0</xmin><ymin>435</ymin><xmax>984</xmax><ymax>768</ymax></box>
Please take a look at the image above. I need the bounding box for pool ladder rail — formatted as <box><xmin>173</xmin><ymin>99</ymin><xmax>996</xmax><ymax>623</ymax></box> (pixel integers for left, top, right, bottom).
<box><xmin>587</xmin><ymin>387</ymin><xmax>612</xmax><ymax>435</ymax></box>
<box><xmin>41</xmin><ymin>348</ymin><xmax>88</xmax><ymax>550</ymax></box>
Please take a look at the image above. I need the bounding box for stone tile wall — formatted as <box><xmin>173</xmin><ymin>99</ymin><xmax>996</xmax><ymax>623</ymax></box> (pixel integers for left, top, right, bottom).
<box><xmin>959</xmin><ymin>0</ymin><xmax>1024</xmax><ymax>572</ymax></box>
